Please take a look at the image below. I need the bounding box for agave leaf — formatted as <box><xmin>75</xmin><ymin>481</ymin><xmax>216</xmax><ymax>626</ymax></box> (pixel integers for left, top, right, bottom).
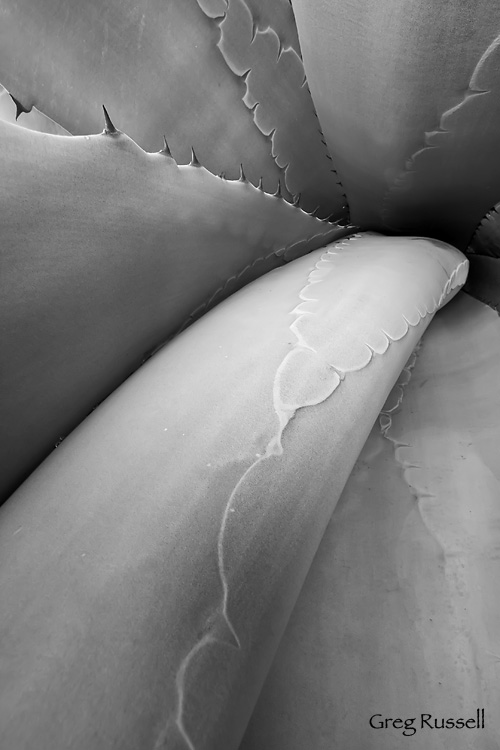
<box><xmin>0</xmin><ymin>0</ymin><xmax>287</xmax><ymax>188</ymax></box>
<box><xmin>469</xmin><ymin>202</ymin><xmax>500</xmax><ymax>258</ymax></box>
<box><xmin>215</xmin><ymin>0</ymin><xmax>346</xmax><ymax>218</ymax></box>
<box><xmin>241</xmin><ymin>293</ymin><xmax>500</xmax><ymax>749</ymax></box>
<box><xmin>0</xmin><ymin>118</ymin><xmax>349</xmax><ymax>502</ymax></box>
<box><xmin>0</xmin><ymin>235</ymin><xmax>466</xmax><ymax>750</ymax></box>
<box><xmin>384</xmin><ymin>35</ymin><xmax>500</xmax><ymax>249</ymax></box>
<box><xmin>290</xmin><ymin>0</ymin><xmax>500</xmax><ymax>235</ymax></box>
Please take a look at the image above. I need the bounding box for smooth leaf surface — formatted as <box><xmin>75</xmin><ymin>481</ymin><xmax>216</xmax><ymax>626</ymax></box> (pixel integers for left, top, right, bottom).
<box><xmin>0</xmin><ymin>119</ymin><xmax>347</xmax><ymax>502</ymax></box>
<box><xmin>0</xmin><ymin>0</ymin><xmax>285</xmax><ymax>188</ymax></box>
<box><xmin>0</xmin><ymin>234</ymin><xmax>466</xmax><ymax>750</ymax></box>
<box><xmin>384</xmin><ymin>35</ymin><xmax>500</xmax><ymax>249</ymax></box>
<box><xmin>241</xmin><ymin>293</ymin><xmax>500</xmax><ymax>750</ymax></box>
<box><xmin>290</xmin><ymin>0</ymin><xmax>500</xmax><ymax>239</ymax></box>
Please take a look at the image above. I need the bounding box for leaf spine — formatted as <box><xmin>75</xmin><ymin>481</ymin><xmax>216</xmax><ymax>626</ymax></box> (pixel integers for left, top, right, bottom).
<box><xmin>102</xmin><ymin>105</ymin><xmax>118</xmax><ymax>135</ymax></box>
<box><xmin>190</xmin><ymin>147</ymin><xmax>201</xmax><ymax>167</ymax></box>
<box><xmin>160</xmin><ymin>135</ymin><xmax>173</xmax><ymax>158</ymax></box>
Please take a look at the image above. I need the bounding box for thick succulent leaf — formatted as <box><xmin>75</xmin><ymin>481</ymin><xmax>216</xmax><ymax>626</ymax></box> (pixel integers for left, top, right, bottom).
<box><xmin>0</xmin><ymin>0</ymin><xmax>286</xmax><ymax>189</ymax></box>
<box><xmin>0</xmin><ymin>118</ymin><xmax>348</xmax><ymax>502</ymax></box>
<box><xmin>464</xmin><ymin>255</ymin><xmax>500</xmax><ymax>314</ymax></box>
<box><xmin>0</xmin><ymin>235</ymin><xmax>466</xmax><ymax>750</ymax></box>
<box><xmin>214</xmin><ymin>0</ymin><xmax>346</xmax><ymax>218</ymax></box>
<box><xmin>384</xmin><ymin>35</ymin><xmax>500</xmax><ymax>249</ymax></box>
<box><xmin>290</xmin><ymin>0</ymin><xmax>500</xmax><ymax>236</ymax></box>
<box><xmin>469</xmin><ymin>202</ymin><xmax>500</xmax><ymax>258</ymax></box>
<box><xmin>241</xmin><ymin>293</ymin><xmax>500</xmax><ymax>749</ymax></box>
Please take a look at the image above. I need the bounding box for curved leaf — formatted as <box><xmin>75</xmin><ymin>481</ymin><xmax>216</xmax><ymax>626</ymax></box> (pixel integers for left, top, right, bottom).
<box><xmin>241</xmin><ymin>293</ymin><xmax>500</xmax><ymax>749</ymax></box>
<box><xmin>0</xmin><ymin>235</ymin><xmax>466</xmax><ymax>749</ymax></box>
<box><xmin>0</xmin><ymin>118</ymin><xmax>348</xmax><ymax>502</ymax></box>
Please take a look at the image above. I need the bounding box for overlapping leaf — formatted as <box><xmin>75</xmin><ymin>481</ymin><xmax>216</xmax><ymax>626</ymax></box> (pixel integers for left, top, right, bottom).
<box><xmin>0</xmin><ymin>117</ymin><xmax>349</xmax><ymax>501</ymax></box>
<box><xmin>213</xmin><ymin>0</ymin><xmax>346</xmax><ymax>218</ymax></box>
<box><xmin>0</xmin><ymin>0</ymin><xmax>286</xmax><ymax>189</ymax></box>
<box><xmin>290</xmin><ymin>0</ymin><xmax>500</xmax><ymax>236</ymax></box>
<box><xmin>384</xmin><ymin>35</ymin><xmax>500</xmax><ymax>248</ymax></box>
<box><xmin>241</xmin><ymin>293</ymin><xmax>500</xmax><ymax>749</ymax></box>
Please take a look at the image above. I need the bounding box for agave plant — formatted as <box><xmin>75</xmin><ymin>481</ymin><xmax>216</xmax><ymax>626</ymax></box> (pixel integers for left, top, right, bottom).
<box><xmin>0</xmin><ymin>1</ymin><xmax>499</xmax><ymax>749</ymax></box>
